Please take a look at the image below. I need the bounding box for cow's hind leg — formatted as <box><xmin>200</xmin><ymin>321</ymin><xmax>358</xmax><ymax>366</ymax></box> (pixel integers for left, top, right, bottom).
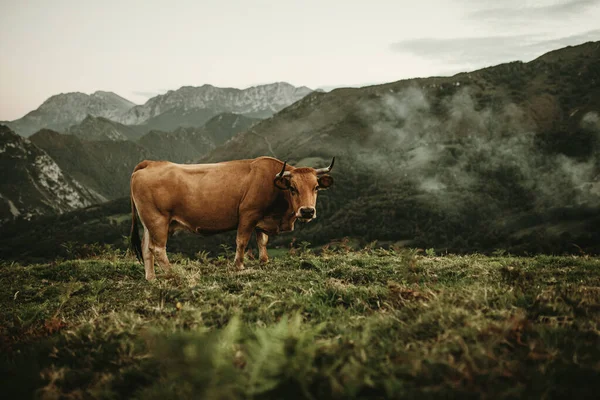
<box><xmin>142</xmin><ymin>226</ymin><xmax>156</xmax><ymax>280</ymax></box>
<box><xmin>256</xmin><ymin>229</ymin><xmax>269</xmax><ymax>264</ymax></box>
<box><xmin>151</xmin><ymin>241</ymin><xmax>172</xmax><ymax>275</ymax></box>
<box><xmin>146</xmin><ymin>216</ymin><xmax>173</xmax><ymax>276</ymax></box>
<box><xmin>234</xmin><ymin>217</ymin><xmax>260</xmax><ymax>271</ymax></box>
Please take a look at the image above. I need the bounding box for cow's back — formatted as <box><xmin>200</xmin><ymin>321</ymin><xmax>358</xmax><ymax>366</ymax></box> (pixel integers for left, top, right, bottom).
<box><xmin>131</xmin><ymin>159</ymin><xmax>270</xmax><ymax>232</ymax></box>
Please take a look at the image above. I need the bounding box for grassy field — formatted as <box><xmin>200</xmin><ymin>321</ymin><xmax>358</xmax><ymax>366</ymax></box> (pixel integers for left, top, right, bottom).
<box><xmin>1</xmin><ymin>248</ymin><xmax>599</xmax><ymax>399</ymax></box>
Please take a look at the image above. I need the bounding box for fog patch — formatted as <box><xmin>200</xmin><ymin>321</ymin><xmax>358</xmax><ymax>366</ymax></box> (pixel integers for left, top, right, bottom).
<box><xmin>582</xmin><ymin>111</ymin><xmax>600</xmax><ymax>131</ymax></box>
<box><xmin>419</xmin><ymin>177</ymin><xmax>447</xmax><ymax>192</ymax></box>
<box><xmin>357</xmin><ymin>86</ymin><xmax>600</xmax><ymax>210</ymax></box>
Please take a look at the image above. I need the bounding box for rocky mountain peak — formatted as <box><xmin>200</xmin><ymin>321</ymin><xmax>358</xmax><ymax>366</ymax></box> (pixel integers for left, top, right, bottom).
<box><xmin>7</xmin><ymin>91</ymin><xmax>137</xmax><ymax>137</ymax></box>
<box><xmin>118</xmin><ymin>82</ymin><xmax>313</xmax><ymax>127</ymax></box>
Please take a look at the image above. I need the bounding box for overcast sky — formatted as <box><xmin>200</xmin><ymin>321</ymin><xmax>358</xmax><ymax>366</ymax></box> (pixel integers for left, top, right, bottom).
<box><xmin>1</xmin><ymin>0</ymin><xmax>599</xmax><ymax>120</ymax></box>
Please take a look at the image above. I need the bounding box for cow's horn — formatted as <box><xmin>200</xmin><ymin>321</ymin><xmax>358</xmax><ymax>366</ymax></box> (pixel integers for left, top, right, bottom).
<box><xmin>316</xmin><ymin>157</ymin><xmax>335</xmax><ymax>175</ymax></box>
<box><xmin>277</xmin><ymin>161</ymin><xmax>291</xmax><ymax>178</ymax></box>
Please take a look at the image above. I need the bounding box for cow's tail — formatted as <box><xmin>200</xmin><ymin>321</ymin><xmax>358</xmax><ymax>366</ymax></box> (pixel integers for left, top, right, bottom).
<box><xmin>130</xmin><ymin>163</ymin><xmax>147</xmax><ymax>264</ymax></box>
<box><xmin>130</xmin><ymin>195</ymin><xmax>143</xmax><ymax>264</ymax></box>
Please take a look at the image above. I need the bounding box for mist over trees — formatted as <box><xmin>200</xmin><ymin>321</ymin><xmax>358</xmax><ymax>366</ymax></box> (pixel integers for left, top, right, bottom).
<box><xmin>284</xmin><ymin>83</ymin><xmax>600</xmax><ymax>254</ymax></box>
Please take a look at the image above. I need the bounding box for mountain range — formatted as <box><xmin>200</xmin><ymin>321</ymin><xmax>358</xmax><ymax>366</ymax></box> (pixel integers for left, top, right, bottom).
<box><xmin>5</xmin><ymin>82</ymin><xmax>312</xmax><ymax>137</ymax></box>
<box><xmin>1</xmin><ymin>41</ymin><xmax>600</xmax><ymax>256</ymax></box>
<box><xmin>117</xmin><ymin>82</ymin><xmax>312</xmax><ymax>130</ymax></box>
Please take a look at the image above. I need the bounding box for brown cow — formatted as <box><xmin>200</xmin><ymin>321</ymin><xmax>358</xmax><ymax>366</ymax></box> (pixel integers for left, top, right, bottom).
<box><xmin>129</xmin><ymin>156</ymin><xmax>334</xmax><ymax>280</ymax></box>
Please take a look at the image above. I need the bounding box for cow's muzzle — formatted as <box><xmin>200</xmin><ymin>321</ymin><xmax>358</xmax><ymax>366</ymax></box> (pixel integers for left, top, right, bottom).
<box><xmin>298</xmin><ymin>207</ymin><xmax>315</xmax><ymax>222</ymax></box>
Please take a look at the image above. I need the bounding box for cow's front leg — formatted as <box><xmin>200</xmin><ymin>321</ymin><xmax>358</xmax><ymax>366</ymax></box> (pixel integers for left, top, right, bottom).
<box><xmin>256</xmin><ymin>229</ymin><xmax>269</xmax><ymax>264</ymax></box>
<box><xmin>234</xmin><ymin>219</ymin><xmax>258</xmax><ymax>271</ymax></box>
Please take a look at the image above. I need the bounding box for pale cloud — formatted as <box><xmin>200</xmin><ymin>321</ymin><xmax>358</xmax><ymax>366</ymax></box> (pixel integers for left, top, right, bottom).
<box><xmin>466</xmin><ymin>0</ymin><xmax>600</xmax><ymax>21</ymax></box>
<box><xmin>390</xmin><ymin>29</ymin><xmax>600</xmax><ymax>72</ymax></box>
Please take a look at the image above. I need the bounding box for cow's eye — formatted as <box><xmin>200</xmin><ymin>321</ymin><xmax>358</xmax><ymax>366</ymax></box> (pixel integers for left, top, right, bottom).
<box><xmin>290</xmin><ymin>187</ymin><xmax>297</xmax><ymax>195</ymax></box>
<box><xmin>315</xmin><ymin>186</ymin><xmax>320</xmax><ymax>191</ymax></box>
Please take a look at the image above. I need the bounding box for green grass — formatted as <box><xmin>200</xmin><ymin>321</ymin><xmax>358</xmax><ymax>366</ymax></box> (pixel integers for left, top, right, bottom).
<box><xmin>1</xmin><ymin>249</ymin><xmax>599</xmax><ymax>399</ymax></box>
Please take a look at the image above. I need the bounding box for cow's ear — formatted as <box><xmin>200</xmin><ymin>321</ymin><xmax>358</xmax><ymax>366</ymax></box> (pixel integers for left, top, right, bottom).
<box><xmin>274</xmin><ymin>176</ymin><xmax>291</xmax><ymax>190</ymax></box>
<box><xmin>318</xmin><ymin>175</ymin><xmax>334</xmax><ymax>189</ymax></box>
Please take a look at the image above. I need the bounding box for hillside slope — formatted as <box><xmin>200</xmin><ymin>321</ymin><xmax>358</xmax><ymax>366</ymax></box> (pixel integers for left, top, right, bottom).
<box><xmin>138</xmin><ymin>128</ymin><xmax>216</xmax><ymax>164</ymax></box>
<box><xmin>138</xmin><ymin>113</ymin><xmax>258</xmax><ymax>163</ymax></box>
<box><xmin>200</xmin><ymin>112</ymin><xmax>260</xmax><ymax>145</ymax></box>
<box><xmin>67</xmin><ymin>115</ymin><xmax>143</xmax><ymax>141</ymax></box>
<box><xmin>29</xmin><ymin>130</ymin><xmax>154</xmax><ymax>200</ymax></box>
<box><xmin>0</xmin><ymin>125</ymin><xmax>103</xmax><ymax>222</ymax></box>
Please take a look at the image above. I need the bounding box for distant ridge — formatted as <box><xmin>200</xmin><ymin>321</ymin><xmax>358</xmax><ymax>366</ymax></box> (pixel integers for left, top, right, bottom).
<box><xmin>6</xmin><ymin>91</ymin><xmax>137</xmax><ymax>137</ymax></box>
<box><xmin>117</xmin><ymin>82</ymin><xmax>312</xmax><ymax>132</ymax></box>
<box><xmin>5</xmin><ymin>82</ymin><xmax>313</xmax><ymax>136</ymax></box>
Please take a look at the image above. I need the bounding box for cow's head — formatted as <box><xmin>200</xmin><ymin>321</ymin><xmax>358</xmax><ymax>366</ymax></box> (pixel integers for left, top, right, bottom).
<box><xmin>274</xmin><ymin>157</ymin><xmax>335</xmax><ymax>222</ymax></box>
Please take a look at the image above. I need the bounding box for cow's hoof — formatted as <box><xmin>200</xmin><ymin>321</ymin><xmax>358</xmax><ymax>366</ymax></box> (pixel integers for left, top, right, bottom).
<box><xmin>259</xmin><ymin>258</ymin><xmax>269</xmax><ymax>265</ymax></box>
<box><xmin>146</xmin><ymin>274</ymin><xmax>156</xmax><ymax>281</ymax></box>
